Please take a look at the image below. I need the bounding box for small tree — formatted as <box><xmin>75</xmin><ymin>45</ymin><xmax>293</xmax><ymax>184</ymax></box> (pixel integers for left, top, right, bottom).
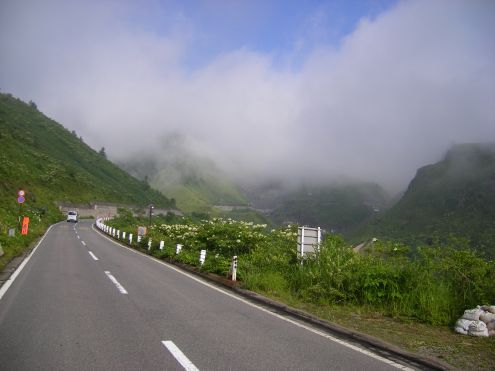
<box><xmin>99</xmin><ymin>147</ymin><xmax>107</xmax><ymax>158</ymax></box>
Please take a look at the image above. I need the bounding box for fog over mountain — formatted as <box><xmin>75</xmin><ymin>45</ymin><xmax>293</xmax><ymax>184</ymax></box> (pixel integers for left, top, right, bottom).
<box><xmin>1</xmin><ymin>0</ymin><xmax>494</xmax><ymax>193</ymax></box>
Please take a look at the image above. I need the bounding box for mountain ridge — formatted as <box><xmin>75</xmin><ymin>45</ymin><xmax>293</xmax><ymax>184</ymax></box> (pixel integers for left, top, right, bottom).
<box><xmin>360</xmin><ymin>143</ymin><xmax>495</xmax><ymax>257</ymax></box>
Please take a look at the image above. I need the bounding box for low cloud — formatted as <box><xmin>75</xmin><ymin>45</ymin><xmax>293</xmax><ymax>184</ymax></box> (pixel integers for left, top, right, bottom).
<box><xmin>1</xmin><ymin>0</ymin><xmax>494</xmax><ymax>192</ymax></box>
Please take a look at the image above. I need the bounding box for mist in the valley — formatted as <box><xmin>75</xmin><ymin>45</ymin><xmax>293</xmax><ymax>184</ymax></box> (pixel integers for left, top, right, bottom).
<box><xmin>1</xmin><ymin>0</ymin><xmax>494</xmax><ymax>195</ymax></box>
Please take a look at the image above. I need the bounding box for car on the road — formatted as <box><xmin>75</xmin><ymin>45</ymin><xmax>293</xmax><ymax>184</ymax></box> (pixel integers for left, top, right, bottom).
<box><xmin>67</xmin><ymin>211</ymin><xmax>78</xmax><ymax>223</ymax></box>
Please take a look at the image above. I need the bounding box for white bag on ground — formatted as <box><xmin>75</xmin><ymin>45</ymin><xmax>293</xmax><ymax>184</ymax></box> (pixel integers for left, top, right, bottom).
<box><xmin>485</xmin><ymin>306</ymin><xmax>495</xmax><ymax>314</ymax></box>
<box><xmin>462</xmin><ymin>307</ymin><xmax>483</xmax><ymax>321</ymax></box>
<box><xmin>455</xmin><ymin>319</ymin><xmax>474</xmax><ymax>335</ymax></box>
<box><xmin>468</xmin><ymin>321</ymin><xmax>489</xmax><ymax>337</ymax></box>
<box><xmin>480</xmin><ymin>312</ymin><xmax>495</xmax><ymax>324</ymax></box>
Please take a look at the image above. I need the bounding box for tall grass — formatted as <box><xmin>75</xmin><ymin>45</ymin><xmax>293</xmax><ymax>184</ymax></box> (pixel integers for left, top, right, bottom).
<box><xmin>277</xmin><ymin>237</ymin><xmax>495</xmax><ymax>324</ymax></box>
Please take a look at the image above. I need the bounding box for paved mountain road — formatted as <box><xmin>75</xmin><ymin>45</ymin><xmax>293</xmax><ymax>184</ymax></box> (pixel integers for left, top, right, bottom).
<box><xmin>0</xmin><ymin>220</ymin><xmax>414</xmax><ymax>370</ymax></box>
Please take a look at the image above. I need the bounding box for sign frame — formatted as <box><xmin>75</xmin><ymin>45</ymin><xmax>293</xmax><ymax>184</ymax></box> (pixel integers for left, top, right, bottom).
<box><xmin>297</xmin><ymin>226</ymin><xmax>322</xmax><ymax>257</ymax></box>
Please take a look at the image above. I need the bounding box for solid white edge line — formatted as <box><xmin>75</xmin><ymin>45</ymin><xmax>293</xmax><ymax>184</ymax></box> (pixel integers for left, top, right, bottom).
<box><xmin>92</xmin><ymin>224</ymin><xmax>412</xmax><ymax>370</ymax></box>
<box><xmin>162</xmin><ymin>341</ymin><xmax>199</xmax><ymax>371</ymax></box>
<box><xmin>88</xmin><ymin>251</ymin><xmax>99</xmax><ymax>261</ymax></box>
<box><xmin>0</xmin><ymin>223</ymin><xmax>59</xmax><ymax>301</ymax></box>
<box><xmin>104</xmin><ymin>271</ymin><xmax>128</xmax><ymax>294</ymax></box>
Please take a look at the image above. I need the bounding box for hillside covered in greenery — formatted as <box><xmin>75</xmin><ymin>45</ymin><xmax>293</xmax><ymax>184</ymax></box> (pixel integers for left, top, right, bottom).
<box><xmin>0</xmin><ymin>93</ymin><xmax>173</xmax><ymax>267</ymax></box>
<box><xmin>364</xmin><ymin>143</ymin><xmax>495</xmax><ymax>258</ymax></box>
<box><xmin>120</xmin><ymin>153</ymin><xmax>249</xmax><ymax>213</ymax></box>
<box><xmin>260</xmin><ymin>182</ymin><xmax>390</xmax><ymax>236</ymax></box>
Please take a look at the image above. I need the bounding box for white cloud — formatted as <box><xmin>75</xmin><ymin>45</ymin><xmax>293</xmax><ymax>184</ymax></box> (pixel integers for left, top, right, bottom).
<box><xmin>1</xmin><ymin>0</ymin><xmax>494</xmax><ymax>192</ymax></box>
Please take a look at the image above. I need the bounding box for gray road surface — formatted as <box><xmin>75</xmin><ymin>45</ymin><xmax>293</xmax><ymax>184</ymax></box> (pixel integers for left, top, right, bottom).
<box><xmin>0</xmin><ymin>220</ymin><xmax>414</xmax><ymax>371</ymax></box>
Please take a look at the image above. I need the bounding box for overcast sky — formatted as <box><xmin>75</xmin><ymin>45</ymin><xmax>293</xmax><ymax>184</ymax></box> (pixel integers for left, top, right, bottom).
<box><xmin>1</xmin><ymin>0</ymin><xmax>494</xmax><ymax>191</ymax></box>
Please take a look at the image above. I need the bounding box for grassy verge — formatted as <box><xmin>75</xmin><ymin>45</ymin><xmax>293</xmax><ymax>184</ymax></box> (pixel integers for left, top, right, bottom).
<box><xmin>0</xmin><ymin>209</ymin><xmax>61</xmax><ymax>272</ymax></box>
<box><xmin>253</xmin><ymin>290</ymin><xmax>495</xmax><ymax>370</ymax></box>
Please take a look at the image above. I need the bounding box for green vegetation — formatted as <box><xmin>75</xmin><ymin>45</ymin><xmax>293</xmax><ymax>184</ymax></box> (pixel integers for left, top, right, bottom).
<box><xmin>0</xmin><ymin>93</ymin><xmax>173</xmax><ymax>270</ymax></box>
<box><xmin>107</xmin><ymin>211</ymin><xmax>494</xmax><ymax>326</ymax></box>
<box><xmin>165</xmin><ymin>171</ymin><xmax>249</xmax><ymax>213</ymax></box>
<box><xmin>120</xmin><ymin>153</ymin><xmax>249</xmax><ymax>213</ymax></box>
<box><xmin>361</xmin><ymin>143</ymin><xmax>495</xmax><ymax>258</ymax></box>
<box><xmin>267</xmin><ymin>183</ymin><xmax>389</xmax><ymax>235</ymax></box>
<box><xmin>220</xmin><ymin>208</ymin><xmax>271</xmax><ymax>225</ymax></box>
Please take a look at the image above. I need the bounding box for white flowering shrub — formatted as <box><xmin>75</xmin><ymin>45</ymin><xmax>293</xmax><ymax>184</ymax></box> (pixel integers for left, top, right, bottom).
<box><xmin>153</xmin><ymin>218</ymin><xmax>268</xmax><ymax>257</ymax></box>
<box><xmin>148</xmin><ymin>218</ymin><xmax>298</xmax><ymax>277</ymax></box>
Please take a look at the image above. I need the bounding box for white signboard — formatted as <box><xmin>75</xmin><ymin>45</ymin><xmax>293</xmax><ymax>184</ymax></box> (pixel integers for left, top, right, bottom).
<box><xmin>297</xmin><ymin>226</ymin><xmax>322</xmax><ymax>256</ymax></box>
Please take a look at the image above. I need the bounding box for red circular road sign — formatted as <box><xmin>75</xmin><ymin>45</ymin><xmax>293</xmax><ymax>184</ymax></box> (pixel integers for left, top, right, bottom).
<box><xmin>17</xmin><ymin>196</ymin><xmax>25</xmax><ymax>204</ymax></box>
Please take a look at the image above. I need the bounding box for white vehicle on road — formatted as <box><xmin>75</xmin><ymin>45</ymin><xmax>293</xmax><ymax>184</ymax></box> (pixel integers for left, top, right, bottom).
<box><xmin>66</xmin><ymin>211</ymin><xmax>78</xmax><ymax>223</ymax></box>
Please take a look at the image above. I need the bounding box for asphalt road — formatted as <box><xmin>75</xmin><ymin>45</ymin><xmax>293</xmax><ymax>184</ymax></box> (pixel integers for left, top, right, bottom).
<box><xmin>0</xmin><ymin>220</ymin><xmax>415</xmax><ymax>370</ymax></box>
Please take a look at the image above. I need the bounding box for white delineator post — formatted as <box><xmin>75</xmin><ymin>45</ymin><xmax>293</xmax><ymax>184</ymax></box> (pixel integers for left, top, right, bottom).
<box><xmin>301</xmin><ymin>226</ymin><xmax>305</xmax><ymax>257</ymax></box>
<box><xmin>231</xmin><ymin>256</ymin><xmax>238</xmax><ymax>281</ymax></box>
<box><xmin>148</xmin><ymin>239</ymin><xmax>152</xmax><ymax>250</ymax></box>
<box><xmin>199</xmin><ymin>250</ymin><xmax>206</xmax><ymax>265</ymax></box>
<box><xmin>176</xmin><ymin>244</ymin><xmax>182</xmax><ymax>254</ymax></box>
<box><xmin>123</xmin><ymin>231</ymin><xmax>126</xmax><ymax>240</ymax></box>
<box><xmin>159</xmin><ymin>241</ymin><xmax>164</xmax><ymax>250</ymax></box>
<box><xmin>129</xmin><ymin>233</ymin><xmax>133</xmax><ymax>245</ymax></box>
<box><xmin>117</xmin><ymin>230</ymin><xmax>120</xmax><ymax>239</ymax></box>
<box><xmin>317</xmin><ymin>227</ymin><xmax>321</xmax><ymax>252</ymax></box>
<box><xmin>137</xmin><ymin>235</ymin><xmax>142</xmax><ymax>243</ymax></box>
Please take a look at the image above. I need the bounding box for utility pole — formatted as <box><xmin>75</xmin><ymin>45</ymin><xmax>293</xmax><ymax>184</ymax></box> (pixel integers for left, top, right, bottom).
<box><xmin>149</xmin><ymin>204</ymin><xmax>154</xmax><ymax>227</ymax></box>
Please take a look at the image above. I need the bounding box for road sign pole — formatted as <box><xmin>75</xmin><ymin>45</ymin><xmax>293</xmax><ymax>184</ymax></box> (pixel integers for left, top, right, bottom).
<box><xmin>18</xmin><ymin>202</ymin><xmax>22</xmax><ymax>231</ymax></box>
<box><xmin>17</xmin><ymin>190</ymin><xmax>26</xmax><ymax>233</ymax></box>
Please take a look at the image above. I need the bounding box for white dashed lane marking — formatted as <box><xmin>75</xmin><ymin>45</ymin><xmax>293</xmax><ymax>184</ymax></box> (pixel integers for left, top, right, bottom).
<box><xmin>88</xmin><ymin>251</ymin><xmax>99</xmax><ymax>261</ymax></box>
<box><xmin>162</xmin><ymin>341</ymin><xmax>199</xmax><ymax>371</ymax></box>
<box><xmin>104</xmin><ymin>271</ymin><xmax>128</xmax><ymax>294</ymax></box>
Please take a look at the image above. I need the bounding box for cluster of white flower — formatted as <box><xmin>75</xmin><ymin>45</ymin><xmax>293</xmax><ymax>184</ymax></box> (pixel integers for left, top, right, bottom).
<box><xmin>157</xmin><ymin>224</ymin><xmax>198</xmax><ymax>242</ymax></box>
<box><xmin>152</xmin><ymin>218</ymin><xmax>296</xmax><ymax>253</ymax></box>
<box><xmin>270</xmin><ymin>226</ymin><xmax>298</xmax><ymax>240</ymax></box>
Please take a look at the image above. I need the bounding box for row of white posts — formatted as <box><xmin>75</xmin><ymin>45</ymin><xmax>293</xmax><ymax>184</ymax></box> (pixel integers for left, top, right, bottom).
<box><xmin>96</xmin><ymin>218</ymin><xmax>238</xmax><ymax>281</ymax></box>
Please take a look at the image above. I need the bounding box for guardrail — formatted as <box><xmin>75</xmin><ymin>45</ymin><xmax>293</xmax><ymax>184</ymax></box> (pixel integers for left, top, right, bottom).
<box><xmin>95</xmin><ymin>218</ymin><xmax>238</xmax><ymax>281</ymax></box>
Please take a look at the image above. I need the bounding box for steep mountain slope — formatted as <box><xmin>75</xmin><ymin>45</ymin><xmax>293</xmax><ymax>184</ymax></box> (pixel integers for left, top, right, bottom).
<box><xmin>0</xmin><ymin>93</ymin><xmax>173</xmax><ymax>232</ymax></box>
<box><xmin>366</xmin><ymin>143</ymin><xmax>495</xmax><ymax>257</ymax></box>
<box><xmin>120</xmin><ymin>152</ymin><xmax>249</xmax><ymax>213</ymax></box>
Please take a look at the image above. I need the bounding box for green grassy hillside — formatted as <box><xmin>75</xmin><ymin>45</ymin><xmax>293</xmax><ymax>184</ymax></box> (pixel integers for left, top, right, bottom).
<box><xmin>364</xmin><ymin>143</ymin><xmax>495</xmax><ymax>257</ymax></box>
<box><xmin>121</xmin><ymin>155</ymin><xmax>249</xmax><ymax>213</ymax></box>
<box><xmin>0</xmin><ymin>93</ymin><xmax>173</xmax><ymax>268</ymax></box>
<box><xmin>266</xmin><ymin>182</ymin><xmax>390</xmax><ymax>235</ymax></box>
<box><xmin>157</xmin><ymin>172</ymin><xmax>249</xmax><ymax>213</ymax></box>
